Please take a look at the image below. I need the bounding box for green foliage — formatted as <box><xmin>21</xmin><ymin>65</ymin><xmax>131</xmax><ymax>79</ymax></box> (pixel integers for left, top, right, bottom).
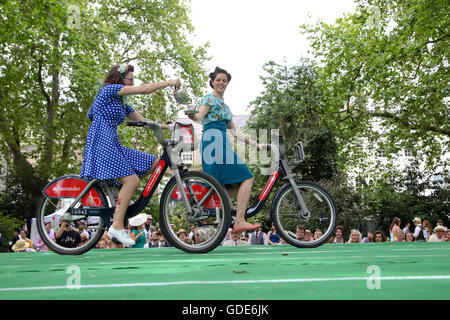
<box><xmin>247</xmin><ymin>59</ymin><xmax>340</xmax><ymax>182</ymax></box>
<box><xmin>0</xmin><ymin>214</ymin><xmax>24</xmax><ymax>252</ymax></box>
<box><xmin>245</xmin><ymin>11</ymin><xmax>449</xmax><ymax>235</ymax></box>
<box><xmin>244</xmin><ymin>59</ymin><xmax>342</xmax><ymax>231</ymax></box>
<box><xmin>0</xmin><ymin>172</ymin><xmax>36</xmax><ymax>224</ymax></box>
<box><xmin>300</xmin><ymin>0</ymin><xmax>449</xmax><ymax>170</ymax></box>
<box><xmin>359</xmin><ymin>158</ymin><xmax>449</xmax><ymax>234</ymax></box>
<box><xmin>0</xmin><ymin>0</ymin><xmax>210</xmax><ymax>219</ymax></box>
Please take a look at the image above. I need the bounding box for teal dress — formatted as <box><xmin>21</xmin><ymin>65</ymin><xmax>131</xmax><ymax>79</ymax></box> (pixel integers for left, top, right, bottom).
<box><xmin>131</xmin><ymin>229</ymin><xmax>145</xmax><ymax>248</ymax></box>
<box><xmin>200</xmin><ymin>93</ymin><xmax>253</xmax><ymax>185</ymax></box>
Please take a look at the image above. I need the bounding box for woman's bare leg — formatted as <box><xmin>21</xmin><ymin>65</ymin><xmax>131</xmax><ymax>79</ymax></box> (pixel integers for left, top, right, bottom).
<box><xmin>234</xmin><ymin>177</ymin><xmax>256</xmax><ymax>229</ymax></box>
<box><xmin>226</xmin><ymin>183</ymin><xmax>239</xmax><ymax>198</ymax></box>
<box><xmin>111</xmin><ymin>174</ymin><xmax>140</xmax><ymax>230</ymax></box>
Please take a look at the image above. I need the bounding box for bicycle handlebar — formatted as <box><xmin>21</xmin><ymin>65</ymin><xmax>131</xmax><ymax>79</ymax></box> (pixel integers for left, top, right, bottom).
<box><xmin>126</xmin><ymin>120</ymin><xmax>167</xmax><ymax>146</ymax></box>
<box><xmin>265</xmin><ymin>142</ymin><xmax>284</xmax><ymax>161</ymax></box>
<box><xmin>127</xmin><ymin>121</ymin><xmax>289</xmax><ymax>166</ymax></box>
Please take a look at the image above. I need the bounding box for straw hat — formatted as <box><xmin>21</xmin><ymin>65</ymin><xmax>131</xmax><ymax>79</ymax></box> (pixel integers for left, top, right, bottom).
<box><xmin>413</xmin><ymin>217</ymin><xmax>422</xmax><ymax>224</ymax></box>
<box><xmin>434</xmin><ymin>225</ymin><xmax>445</xmax><ymax>232</ymax></box>
<box><xmin>177</xmin><ymin>229</ymin><xmax>187</xmax><ymax>237</ymax></box>
<box><xmin>12</xmin><ymin>239</ymin><xmax>30</xmax><ymax>252</ymax></box>
<box><xmin>128</xmin><ymin>213</ymin><xmax>148</xmax><ymax>227</ymax></box>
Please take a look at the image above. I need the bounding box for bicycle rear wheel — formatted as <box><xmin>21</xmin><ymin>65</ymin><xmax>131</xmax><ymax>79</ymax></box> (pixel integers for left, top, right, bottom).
<box><xmin>36</xmin><ymin>176</ymin><xmax>108</xmax><ymax>255</ymax></box>
<box><xmin>271</xmin><ymin>180</ymin><xmax>337</xmax><ymax>248</ymax></box>
<box><xmin>159</xmin><ymin>171</ymin><xmax>231</xmax><ymax>253</ymax></box>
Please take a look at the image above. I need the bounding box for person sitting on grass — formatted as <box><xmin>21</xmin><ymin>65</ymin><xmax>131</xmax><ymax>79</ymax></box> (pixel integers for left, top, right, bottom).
<box><xmin>267</xmin><ymin>223</ymin><xmax>280</xmax><ymax>245</ymax></box>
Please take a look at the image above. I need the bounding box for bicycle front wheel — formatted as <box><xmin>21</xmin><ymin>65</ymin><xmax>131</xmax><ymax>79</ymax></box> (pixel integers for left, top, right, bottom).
<box><xmin>159</xmin><ymin>171</ymin><xmax>231</xmax><ymax>253</ymax></box>
<box><xmin>36</xmin><ymin>176</ymin><xmax>108</xmax><ymax>255</ymax></box>
<box><xmin>271</xmin><ymin>181</ymin><xmax>337</xmax><ymax>248</ymax></box>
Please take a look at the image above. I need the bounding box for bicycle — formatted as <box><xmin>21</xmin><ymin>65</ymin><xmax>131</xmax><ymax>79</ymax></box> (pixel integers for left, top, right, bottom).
<box><xmin>36</xmin><ymin>120</ymin><xmax>232</xmax><ymax>255</ymax></box>
<box><xmin>234</xmin><ymin>134</ymin><xmax>338</xmax><ymax>248</ymax></box>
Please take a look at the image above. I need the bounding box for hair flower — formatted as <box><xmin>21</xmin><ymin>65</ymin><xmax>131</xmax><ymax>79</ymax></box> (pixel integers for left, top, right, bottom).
<box><xmin>118</xmin><ymin>63</ymin><xmax>127</xmax><ymax>75</ymax></box>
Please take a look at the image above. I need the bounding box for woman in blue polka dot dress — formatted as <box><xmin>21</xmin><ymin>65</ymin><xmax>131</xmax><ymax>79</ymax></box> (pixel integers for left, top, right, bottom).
<box><xmin>80</xmin><ymin>64</ymin><xmax>181</xmax><ymax>246</ymax></box>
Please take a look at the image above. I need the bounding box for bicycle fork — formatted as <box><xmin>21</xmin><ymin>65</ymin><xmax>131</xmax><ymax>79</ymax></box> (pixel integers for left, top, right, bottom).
<box><xmin>281</xmin><ymin>159</ymin><xmax>311</xmax><ymax>220</ymax></box>
<box><xmin>173</xmin><ymin>168</ymin><xmax>193</xmax><ymax>214</ymax></box>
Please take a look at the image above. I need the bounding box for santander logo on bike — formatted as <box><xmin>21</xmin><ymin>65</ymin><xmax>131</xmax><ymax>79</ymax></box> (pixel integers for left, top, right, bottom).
<box><xmin>143</xmin><ymin>160</ymin><xmax>165</xmax><ymax>197</ymax></box>
<box><xmin>259</xmin><ymin>171</ymin><xmax>279</xmax><ymax>201</ymax></box>
<box><xmin>52</xmin><ymin>186</ymin><xmax>81</xmax><ymax>192</ymax></box>
<box><xmin>45</xmin><ymin>178</ymin><xmax>86</xmax><ymax>197</ymax></box>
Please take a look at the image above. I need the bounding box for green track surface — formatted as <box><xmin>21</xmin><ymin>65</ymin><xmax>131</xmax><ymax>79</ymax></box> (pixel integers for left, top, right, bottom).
<box><xmin>0</xmin><ymin>242</ymin><xmax>448</xmax><ymax>300</ymax></box>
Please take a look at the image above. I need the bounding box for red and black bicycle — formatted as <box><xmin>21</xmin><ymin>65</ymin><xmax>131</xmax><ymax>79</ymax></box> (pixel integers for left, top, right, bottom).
<box><xmin>233</xmin><ymin>135</ymin><xmax>338</xmax><ymax>248</ymax></box>
<box><xmin>36</xmin><ymin>121</ymin><xmax>232</xmax><ymax>255</ymax></box>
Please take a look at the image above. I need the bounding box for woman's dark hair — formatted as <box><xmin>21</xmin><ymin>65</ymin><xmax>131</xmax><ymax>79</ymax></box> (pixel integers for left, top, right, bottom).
<box><xmin>374</xmin><ymin>230</ymin><xmax>386</xmax><ymax>242</ymax></box>
<box><xmin>389</xmin><ymin>217</ymin><xmax>401</xmax><ymax>232</ymax></box>
<box><xmin>209</xmin><ymin>66</ymin><xmax>231</xmax><ymax>88</ymax></box>
<box><xmin>104</xmin><ymin>64</ymin><xmax>134</xmax><ymax>85</ymax></box>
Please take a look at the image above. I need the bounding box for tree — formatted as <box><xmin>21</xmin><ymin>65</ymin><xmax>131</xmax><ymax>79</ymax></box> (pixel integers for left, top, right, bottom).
<box><xmin>300</xmin><ymin>0</ymin><xmax>449</xmax><ymax>170</ymax></box>
<box><xmin>247</xmin><ymin>59</ymin><xmax>339</xmax><ymax>182</ymax></box>
<box><xmin>0</xmin><ymin>0</ymin><xmax>209</xmax><ymax>222</ymax></box>
<box><xmin>244</xmin><ymin>59</ymin><xmax>343</xmax><ymax>228</ymax></box>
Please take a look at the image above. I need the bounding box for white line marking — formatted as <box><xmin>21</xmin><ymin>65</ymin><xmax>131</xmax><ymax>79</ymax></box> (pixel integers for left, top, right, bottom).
<box><xmin>1</xmin><ymin>275</ymin><xmax>449</xmax><ymax>292</ymax></box>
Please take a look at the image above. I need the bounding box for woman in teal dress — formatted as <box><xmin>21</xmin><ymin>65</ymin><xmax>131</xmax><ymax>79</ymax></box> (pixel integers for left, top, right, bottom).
<box><xmin>187</xmin><ymin>67</ymin><xmax>264</xmax><ymax>233</ymax></box>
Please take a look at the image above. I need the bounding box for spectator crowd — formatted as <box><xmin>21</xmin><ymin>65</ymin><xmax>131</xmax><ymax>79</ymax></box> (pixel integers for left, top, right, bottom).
<box><xmin>4</xmin><ymin>215</ymin><xmax>449</xmax><ymax>252</ymax></box>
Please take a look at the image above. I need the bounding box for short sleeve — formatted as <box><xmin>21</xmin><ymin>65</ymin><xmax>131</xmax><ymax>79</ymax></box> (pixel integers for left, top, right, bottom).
<box><xmin>200</xmin><ymin>93</ymin><xmax>215</xmax><ymax>106</ymax></box>
<box><xmin>103</xmin><ymin>84</ymin><xmax>125</xmax><ymax>97</ymax></box>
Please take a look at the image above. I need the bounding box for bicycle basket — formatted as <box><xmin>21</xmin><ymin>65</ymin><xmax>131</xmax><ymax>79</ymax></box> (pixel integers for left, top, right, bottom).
<box><xmin>172</xmin><ymin>122</ymin><xmax>198</xmax><ymax>151</ymax></box>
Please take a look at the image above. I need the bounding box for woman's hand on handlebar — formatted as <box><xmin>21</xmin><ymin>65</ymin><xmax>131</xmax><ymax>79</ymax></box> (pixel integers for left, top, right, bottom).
<box><xmin>159</xmin><ymin>123</ymin><xmax>169</xmax><ymax>130</ymax></box>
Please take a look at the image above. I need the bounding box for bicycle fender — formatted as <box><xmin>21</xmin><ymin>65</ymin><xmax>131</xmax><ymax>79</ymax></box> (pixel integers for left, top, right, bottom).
<box><xmin>42</xmin><ymin>175</ymin><xmax>105</xmax><ymax>207</ymax></box>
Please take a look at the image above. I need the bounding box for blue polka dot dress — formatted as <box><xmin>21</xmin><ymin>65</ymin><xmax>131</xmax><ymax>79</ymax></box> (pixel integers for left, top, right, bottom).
<box><xmin>80</xmin><ymin>84</ymin><xmax>156</xmax><ymax>183</ymax></box>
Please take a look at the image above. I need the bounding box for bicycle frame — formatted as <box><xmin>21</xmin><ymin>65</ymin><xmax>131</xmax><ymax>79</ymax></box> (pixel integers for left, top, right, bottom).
<box><xmin>196</xmin><ymin>140</ymin><xmax>309</xmax><ymax>222</ymax></box>
<box><xmin>242</xmin><ymin>143</ymin><xmax>310</xmax><ymax>221</ymax></box>
<box><xmin>40</xmin><ymin>120</ymin><xmax>207</xmax><ymax>231</ymax></box>
<box><xmin>59</xmin><ymin>146</ymin><xmax>174</xmax><ymax>228</ymax></box>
